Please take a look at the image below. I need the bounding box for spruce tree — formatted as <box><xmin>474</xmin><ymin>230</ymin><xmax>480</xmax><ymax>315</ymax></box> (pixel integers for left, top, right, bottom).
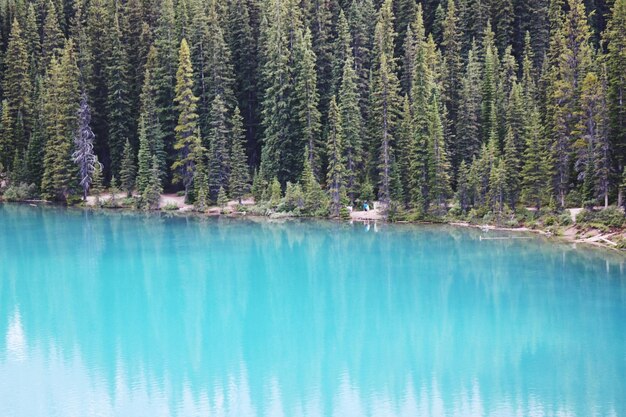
<box><xmin>172</xmin><ymin>38</ymin><xmax>202</xmax><ymax>201</ymax></box>
<box><xmin>41</xmin><ymin>41</ymin><xmax>80</xmax><ymax>201</ymax></box>
<box><xmin>457</xmin><ymin>42</ymin><xmax>482</xmax><ymax>161</ymax></box>
<box><xmin>2</xmin><ymin>18</ymin><xmax>32</xmax><ymax>150</ymax></box>
<box><xmin>604</xmin><ymin>0</ymin><xmax>626</xmax><ymax>198</ymax></box>
<box><xmin>189</xmin><ymin>0</ymin><xmax>236</xmax><ymax>138</ymax></box>
<box><xmin>136</xmin><ymin>116</ymin><xmax>151</xmax><ymax>194</ymax></box>
<box><xmin>207</xmin><ymin>94</ymin><xmax>230</xmax><ymax>199</ymax></box>
<box><xmin>120</xmin><ymin>139</ymin><xmax>137</xmax><ymax>197</ymax></box>
<box><xmin>142</xmin><ymin>155</ymin><xmax>163</xmax><ymax>209</ymax></box>
<box><xmin>229</xmin><ymin>106</ymin><xmax>250</xmax><ymax>203</ymax></box>
<box><xmin>259</xmin><ymin>0</ymin><xmax>295</xmax><ymax>183</ymax></box>
<box><xmin>521</xmin><ymin>107</ymin><xmax>551</xmax><ymax>209</ymax></box>
<box><xmin>503</xmin><ymin>127</ymin><xmax>521</xmax><ymax>208</ymax></box>
<box><xmin>154</xmin><ymin>0</ymin><xmax>179</xmax><ymax>170</ymax></box>
<box><xmin>139</xmin><ymin>48</ymin><xmax>167</xmax><ymax>180</ymax></box>
<box><xmin>217</xmin><ymin>185</ymin><xmax>229</xmax><ymax>208</ymax></box>
<box><xmin>456</xmin><ymin>159</ymin><xmax>471</xmax><ymax>212</ymax></box>
<box><xmin>91</xmin><ymin>158</ymin><xmax>104</xmax><ymax>205</ymax></box>
<box><xmin>428</xmin><ymin>93</ymin><xmax>452</xmax><ymax>213</ymax></box>
<box><xmin>549</xmin><ymin>0</ymin><xmax>593</xmax><ymax>206</ymax></box>
<box><xmin>42</xmin><ymin>0</ymin><xmax>64</xmax><ymax>68</ymax></box>
<box><xmin>106</xmin><ymin>17</ymin><xmax>133</xmax><ymax>177</ymax></box>
<box><xmin>227</xmin><ymin>0</ymin><xmax>258</xmax><ymax>163</ymax></box>
<box><xmin>293</xmin><ymin>27</ymin><xmax>322</xmax><ymax>175</ymax></box>
<box><xmin>338</xmin><ymin>53</ymin><xmax>363</xmax><ymax>204</ymax></box>
<box><xmin>326</xmin><ymin>96</ymin><xmax>345</xmax><ymax>216</ymax></box>
<box><xmin>0</xmin><ymin>102</ymin><xmax>15</xmax><ymax>169</ymax></box>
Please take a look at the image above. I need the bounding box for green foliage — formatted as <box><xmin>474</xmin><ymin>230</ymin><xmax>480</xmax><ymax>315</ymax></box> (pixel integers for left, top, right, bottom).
<box><xmin>2</xmin><ymin>183</ymin><xmax>37</xmax><ymax>201</ymax></box>
<box><xmin>141</xmin><ymin>156</ymin><xmax>163</xmax><ymax>210</ymax></box>
<box><xmin>268</xmin><ymin>177</ymin><xmax>282</xmax><ymax>208</ymax></box>
<box><xmin>576</xmin><ymin>207</ymin><xmax>625</xmax><ymax>228</ymax></box>
<box><xmin>217</xmin><ymin>186</ymin><xmax>229</xmax><ymax>208</ymax></box>
<box><xmin>120</xmin><ymin>140</ymin><xmax>137</xmax><ymax>197</ymax></box>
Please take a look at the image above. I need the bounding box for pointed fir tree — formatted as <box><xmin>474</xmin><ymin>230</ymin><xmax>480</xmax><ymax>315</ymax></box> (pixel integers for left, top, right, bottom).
<box><xmin>521</xmin><ymin>107</ymin><xmax>551</xmax><ymax>209</ymax></box>
<box><xmin>172</xmin><ymin>38</ymin><xmax>202</xmax><ymax>201</ymax></box>
<box><xmin>120</xmin><ymin>139</ymin><xmax>137</xmax><ymax>197</ymax></box>
<box><xmin>0</xmin><ymin>101</ymin><xmax>15</xmax><ymax>169</ymax></box>
<box><xmin>207</xmin><ymin>94</ymin><xmax>230</xmax><ymax>199</ymax></box>
<box><xmin>326</xmin><ymin>96</ymin><xmax>345</xmax><ymax>216</ymax></box>
<box><xmin>428</xmin><ymin>93</ymin><xmax>452</xmax><ymax>213</ymax></box>
<box><xmin>91</xmin><ymin>157</ymin><xmax>104</xmax><ymax>205</ymax></box>
<box><xmin>136</xmin><ymin>116</ymin><xmax>151</xmax><ymax>194</ymax></box>
<box><xmin>139</xmin><ymin>48</ymin><xmax>167</xmax><ymax>181</ymax></box>
<box><xmin>41</xmin><ymin>42</ymin><xmax>80</xmax><ymax>201</ymax></box>
<box><xmin>2</xmin><ymin>18</ymin><xmax>32</xmax><ymax>150</ymax></box>
<box><xmin>142</xmin><ymin>155</ymin><xmax>163</xmax><ymax>209</ymax></box>
<box><xmin>604</xmin><ymin>0</ymin><xmax>626</xmax><ymax>187</ymax></box>
<box><xmin>106</xmin><ymin>16</ymin><xmax>133</xmax><ymax>177</ymax></box>
<box><xmin>42</xmin><ymin>0</ymin><xmax>65</xmax><ymax>68</ymax></box>
<box><xmin>372</xmin><ymin>51</ymin><xmax>401</xmax><ymax>205</ymax></box>
<box><xmin>229</xmin><ymin>106</ymin><xmax>250</xmax><ymax>204</ymax></box>
<box><xmin>293</xmin><ymin>27</ymin><xmax>322</xmax><ymax>175</ymax></box>
<box><xmin>338</xmin><ymin>53</ymin><xmax>363</xmax><ymax>204</ymax></box>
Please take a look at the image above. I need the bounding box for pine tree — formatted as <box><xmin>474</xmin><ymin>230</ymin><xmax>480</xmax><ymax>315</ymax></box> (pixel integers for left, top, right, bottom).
<box><xmin>428</xmin><ymin>93</ymin><xmax>452</xmax><ymax>213</ymax></box>
<box><xmin>24</xmin><ymin>77</ymin><xmax>45</xmax><ymax>188</ymax></box>
<box><xmin>522</xmin><ymin>107</ymin><xmax>551</xmax><ymax>209</ymax></box>
<box><xmin>72</xmin><ymin>93</ymin><xmax>99</xmax><ymax>200</ymax></box>
<box><xmin>227</xmin><ymin>0</ymin><xmax>258</xmax><ymax>163</ymax></box>
<box><xmin>229</xmin><ymin>106</ymin><xmax>250</xmax><ymax>203</ymax></box>
<box><xmin>139</xmin><ymin>48</ymin><xmax>167</xmax><ymax>181</ymax></box>
<box><xmin>136</xmin><ymin>116</ymin><xmax>151</xmax><ymax>194</ymax></box>
<box><xmin>91</xmin><ymin>158</ymin><xmax>104</xmax><ymax>205</ymax></box>
<box><xmin>441</xmin><ymin>0</ymin><xmax>462</xmax><ymax>148</ymax></box>
<box><xmin>326</xmin><ymin>96</ymin><xmax>345</xmax><ymax>216</ymax></box>
<box><xmin>42</xmin><ymin>0</ymin><xmax>64</xmax><ymax>68</ymax></box>
<box><xmin>217</xmin><ymin>185</ymin><xmax>229</xmax><ymax>208</ymax></box>
<box><xmin>372</xmin><ymin>51</ymin><xmax>401</xmax><ymax>205</ymax></box>
<box><xmin>194</xmin><ymin>155</ymin><xmax>209</xmax><ymax>211</ymax></box>
<box><xmin>120</xmin><ymin>139</ymin><xmax>137</xmax><ymax>197</ymax></box>
<box><xmin>142</xmin><ymin>155</ymin><xmax>163</xmax><ymax>209</ymax></box>
<box><xmin>293</xmin><ymin>27</ymin><xmax>322</xmax><ymax>174</ymax></box>
<box><xmin>207</xmin><ymin>94</ymin><xmax>230</xmax><ymax>199</ymax></box>
<box><xmin>549</xmin><ymin>0</ymin><xmax>594</xmax><ymax>206</ymax></box>
<box><xmin>154</xmin><ymin>0</ymin><xmax>179</xmax><ymax>171</ymax></box>
<box><xmin>503</xmin><ymin>126</ymin><xmax>521</xmax><ymax>208</ymax></box>
<box><xmin>488</xmin><ymin>157</ymin><xmax>507</xmax><ymax>214</ymax></box>
<box><xmin>456</xmin><ymin>159</ymin><xmax>471</xmax><ymax>212</ymax></box>
<box><xmin>338</xmin><ymin>53</ymin><xmax>363</xmax><ymax>203</ymax></box>
<box><xmin>604</xmin><ymin>0</ymin><xmax>626</xmax><ymax>202</ymax></box>
<box><xmin>457</xmin><ymin>42</ymin><xmax>482</xmax><ymax>161</ymax></box>
<box><xmin>0</xmin><ymin>101</ymin><xmax>15</xmax><ymax>169</ymax></box>
<box><xmin>41</xmin><ymin>41</ymin><xmax>80</xmax><ymax>201</ymax></box>
<box><xmin>106</xmin><ymin>16</ymin><xmax>133</xmax><ymax>177</ymax></box>
<box><xmin>2</xmin><ymin>18</ymin><xmax>32</xmax><ymax>151</ymax></box>
<box><xmin>172</xmin><ymin>38</ymin><xmax>202</xmax><ymax>200</ymax></box>
<box><xmin>259</xmin><ymin>0</ymin><xmax>295</xmax><ymax>183</ymax></box>
<box><xmin>300</xmin><ymin>155</ymin><xmax>327</xmax><ymax>214</ymax></box>
<box><xmin>84</xmin><ymin>0</ymin><xmax>112</xmax><ymax>173</ymax></box>
<box><xmin>309</xmin><ymin>0</ymin><xmax>335</xmax><ymax>118</ymax></box>
<box><xmin>189</xmin><ymin>0</ymin><xmax>236</xmax><ymax>138</ymax></box>
<box><xmin>24</xmin><ymin>4</ymin><xmax>41</xmax><ymax>76</ymax></box>
<box><xmin>268</xmin><ymin>177</ymin><xmax>281</xmax><ymax>208</ymax></box>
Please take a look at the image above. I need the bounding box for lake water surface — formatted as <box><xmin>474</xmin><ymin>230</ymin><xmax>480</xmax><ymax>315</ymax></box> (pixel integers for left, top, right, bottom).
<box><xmin>1</xmin><ymin>204</ymin><xmax>625</xmax><ymax>417</ymax></box>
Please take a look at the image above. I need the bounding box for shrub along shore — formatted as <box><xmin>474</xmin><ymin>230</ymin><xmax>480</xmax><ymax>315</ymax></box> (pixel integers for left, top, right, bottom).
<box><xmin>2</xmin><ymin>182</ymin><xmax>625</xmax><ymax>251</ymax></box>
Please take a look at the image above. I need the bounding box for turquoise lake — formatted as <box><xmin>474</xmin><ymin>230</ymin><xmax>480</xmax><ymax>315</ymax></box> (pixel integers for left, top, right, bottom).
<box><xmin>1</xmin><ymin>203</ymin><xmax>625</xmax><ymax>417</ymax></box>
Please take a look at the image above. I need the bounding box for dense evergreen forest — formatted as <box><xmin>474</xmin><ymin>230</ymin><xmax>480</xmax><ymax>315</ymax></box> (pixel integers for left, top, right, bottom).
<box><xmin>0</xmin><ymin>0</ymin><xmax>624</xmax><ymax>218</ymax></box>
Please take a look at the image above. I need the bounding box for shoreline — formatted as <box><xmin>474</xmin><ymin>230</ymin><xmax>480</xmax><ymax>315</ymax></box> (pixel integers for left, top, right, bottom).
<box><xmin>2</xmin><ymin>198</ymin><xmax>625</xmax><ymax>253</ymax></box>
